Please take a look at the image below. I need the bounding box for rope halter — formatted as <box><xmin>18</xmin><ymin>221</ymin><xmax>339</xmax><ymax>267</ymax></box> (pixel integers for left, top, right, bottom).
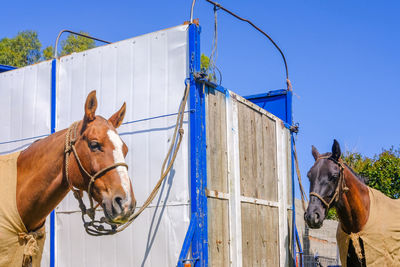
<box><xmin>309</xmin><ymin>156</ymin><xmax>349</xmax><ymax>211</ymax></box>
<box><xmin>63</xmin><ymin>81</ymin><xmax>191</xmax><ymax>236</ymax></box>
<box><xmin>64</xmin><ymin>121</ymin><xmax>129</xmax><ymax>235</ymax></box>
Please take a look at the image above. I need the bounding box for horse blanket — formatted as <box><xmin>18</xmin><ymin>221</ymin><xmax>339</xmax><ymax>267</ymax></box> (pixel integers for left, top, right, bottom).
<box><xmin>0</xmin><ymin>152</ymin><xmax>45</xmax><ymax>267</ymax></box>
<box><xmin>337</xmin><ymin>187</ymin><xmax>400</xmax><ymax>266</ymax></box>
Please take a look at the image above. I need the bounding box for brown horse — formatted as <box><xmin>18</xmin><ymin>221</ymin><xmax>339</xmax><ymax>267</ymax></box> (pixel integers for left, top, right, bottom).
<box><xmin>0</xmin><ymin>91</ymin><xmax>136</xmax><ymax>266</ymax></box>
<box><xmin>17</xmin><ymin>90</ymin><xmax>136</xmax><ymax>232</ymax></box>
<box><xmin>305</xmin><ymin>140</ymin><xmax>370</xmax><ymax>266</ymax></box>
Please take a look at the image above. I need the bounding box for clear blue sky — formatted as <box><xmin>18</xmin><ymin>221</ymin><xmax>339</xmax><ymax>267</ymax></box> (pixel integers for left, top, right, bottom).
<box><xmin>2</xmin><ymin>0</ymin><xmax>400</xmax><ymax>198</ymax></box>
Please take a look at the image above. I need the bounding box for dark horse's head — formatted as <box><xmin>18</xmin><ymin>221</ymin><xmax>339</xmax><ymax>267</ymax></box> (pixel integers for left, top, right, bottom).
<box><xmin>305</xmin><ymin>139</ymin><xmax>342</xmax><ymax>228</ymax></box>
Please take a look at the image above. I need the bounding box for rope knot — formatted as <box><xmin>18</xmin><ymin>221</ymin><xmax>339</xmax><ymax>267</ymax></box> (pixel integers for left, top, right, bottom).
<box><xmin>18</xmin><ymin>228</ymin><xmax>45</xmax><ymax>266</ymax></box>
<box><xmin>349</xmin><ymin>232</ymin><xmax>364</xmax><ymax>262</ymax></box>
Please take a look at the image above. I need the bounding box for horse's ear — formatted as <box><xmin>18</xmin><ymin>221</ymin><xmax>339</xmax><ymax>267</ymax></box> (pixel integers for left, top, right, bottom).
<box><xmin>109</xmin><ymin>102</ymin><xmax>126</xmax><ymax>128</ymax></box>
<box><xmin>84</xmin><ymin>90</ymin><xmax>97</xmax><ymax>122</ymax></box>
<box><xmin>311</xmin><ymin>145</ymin><xmax>320</xmax><ymax>160</ymax></box>
<box><xmin>332</xmin><ymin>139</ymin><xmax>341</xmax><ymax>160</ymax></box>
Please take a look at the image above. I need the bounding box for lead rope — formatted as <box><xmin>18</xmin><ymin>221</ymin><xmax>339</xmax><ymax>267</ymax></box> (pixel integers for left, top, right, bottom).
<box><xmin>115</xmin><ymin>80</ymin><xmax>190</xmax><ymax>233</ymax></box>
<box><xmin>65</xmin><ymin>81</ymin><xmax>190</xmax><ymax>236</ymax></box>
<box><xmin>292</xmin><ymin>139</ymin><xmax>309</xmax><ymax>212</ymax></box>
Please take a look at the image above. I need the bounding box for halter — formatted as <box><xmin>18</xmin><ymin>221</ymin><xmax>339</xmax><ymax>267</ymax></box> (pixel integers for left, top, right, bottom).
<box><xmin>64</xmin><ymin>121</ymin><xmax>129</xmax><ymax>235</ymax></box>
<box><xmin>63</xmin><ymin>80</ymin><xmax>190</xmax><ymax>236</ymax></box>
<box><xmin>309</xmin><ymin>155</ymin><xmax>349</xmax><ymax>211</ymax></box>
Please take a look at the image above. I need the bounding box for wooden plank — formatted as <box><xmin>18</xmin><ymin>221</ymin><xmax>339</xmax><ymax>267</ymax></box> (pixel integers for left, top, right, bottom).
<box><xmin>208</xmin><ymin>198</ymin><xmax>230</xmax><ymax>267</ymax></box>
<box><xmin>206</xmin><ymin>189</ymin><xmax>230</xmax><ymax>200</ymax></box>
<box><xmin>238</xmin><ymin>100</ymin><xmax>278</xmax><ymax>202</ymax></box>
<box><xmin>240</xmin><ymin>196</ymin><xmax>279</xmax><ymax>208</ymax></box>
<box><xmin>254</xmin><ymin>112</ymin><xmax>265</xmax><ymax>200</ymax></box>
<box><xmin>262</xmin><ymin>115</ymin><xmax>278</xmax><ymax>202</ymax></box>
<box><xmin>226</xmin><ymin>94</ymin><xmax>243</xmax><ymax>267</ymax></box>
<box><xmin>238</xmin><ymin>102</ymin><xmax>257</xmax><ymax>198</ymax></box>
<box><xmin>241</xmin><ymin>202</ymin><xmax>256</xmax><ymax>266</ymax></box>
<box><xmin>260</xmin><ymin>206</ymin><xmax>280</xmax><ymax>266</ymax></box>
<box><xmin>241</xmin><ymin>203</ymin><xmax>280</xmax><ymax>266</ymax></box>
<box><xmin>206</xmin><ymin>90</ymin><xmax>228</xmax><ymax>193</ymax></box>
<box><xmin>276</xmin><ymin>121</ymin><xmax>289</xmax><ymax>267</ymax></box>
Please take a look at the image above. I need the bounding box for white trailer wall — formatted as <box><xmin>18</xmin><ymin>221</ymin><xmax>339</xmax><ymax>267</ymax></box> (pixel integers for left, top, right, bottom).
<box><xmin>55</xmin><ymin>24</ymin><xmax>190</xmax><ymax>267</ymax></box>
<box><xmin>0</xmin><ymin>61</ymin><xmax>52</xmax><ymax>267</ymax></box>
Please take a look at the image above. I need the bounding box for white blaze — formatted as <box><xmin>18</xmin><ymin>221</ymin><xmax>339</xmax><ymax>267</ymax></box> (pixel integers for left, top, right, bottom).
<box><xmin>107</xmin><ymin>129</ymin><xmax>131</xmax><ymax>205</ymax></box>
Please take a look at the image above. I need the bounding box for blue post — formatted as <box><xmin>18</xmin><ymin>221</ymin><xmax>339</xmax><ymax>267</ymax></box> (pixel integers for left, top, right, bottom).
<box><xmin>188</xmin><ymin>22</ymin><xmax>208</xmax><ymax>267</ymax></box>
<box><xmin>50</xmin><ymin>58</ymin><xmax>57</xmax><ymax>267</ymax></box>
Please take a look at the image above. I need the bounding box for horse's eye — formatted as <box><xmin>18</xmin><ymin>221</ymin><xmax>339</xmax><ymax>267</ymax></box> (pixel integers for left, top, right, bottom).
<box><xmin>89</xmin><ymin>141</ymin><xmax>101</xmax><ymax>151</ymax></box>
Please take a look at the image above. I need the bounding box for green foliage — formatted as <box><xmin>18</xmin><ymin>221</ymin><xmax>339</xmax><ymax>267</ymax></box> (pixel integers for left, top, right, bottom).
<box><xmin>0</xmin><ymin>30</ymin><xmax>97</xmax><ymax>67</ymax></box>
<box><xmin>200</xmin><ymin>53</ymin><xmax>210</xmax><ymax>71</ymax></box>
<box><xmin>59</xmin><ymin>32</ymin><xmax>95</xmax><ymax>57</ymax></box>
<box><xmin>0</xmin><ymin>31</ymin><xmax>42</xmax><ymax>67</ymax></box>
<box><xmin>344</xmin><ymin>147</ymin><xmax>400</xmax><ymax>198</ymax></box>
<box><xmin>326</xmin><ymin>208</ymin><xmax>338</xmax><ymax>220</ymax></box>
<box><xmin>42</xmin><ymin>46</ymin><xmax>54</xmax><ymax>60</ymax></box>
<box><xmin>327</xmin><ymin>146</ymin><xmax>400</xmax><ymax>220</ymax></box>
<box><xmin>200</xmin><ymin>53</ymin><xmax>217</xmax><ymax>82</ymax></box>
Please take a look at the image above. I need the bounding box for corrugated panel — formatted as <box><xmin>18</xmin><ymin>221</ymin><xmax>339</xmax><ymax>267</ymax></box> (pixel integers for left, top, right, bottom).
<box><xmin>55</xmin><ymin>25</ymin><xmax>190</xmax><ymax>267</ymax></box>
<box><xmin>0</xmin><ymin>60</ymin><xmax>52</xmax><ymax>267</ymax></box>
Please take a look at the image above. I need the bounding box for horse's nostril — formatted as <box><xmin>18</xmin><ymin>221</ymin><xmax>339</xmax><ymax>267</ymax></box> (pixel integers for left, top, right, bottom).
<box><xmin>112</xmin><ymin>196</ymin><xmax>124</xmax><ymax>215</ymax></box>
<box><xmin>315</xmin><ymin>212</ymin><xmax>320</xmax><ymax>220</ymax></box>
<box><xmin>115</xmin><ymin>196</ymin><xmax>123</xmax><ymax>207</ymax></box>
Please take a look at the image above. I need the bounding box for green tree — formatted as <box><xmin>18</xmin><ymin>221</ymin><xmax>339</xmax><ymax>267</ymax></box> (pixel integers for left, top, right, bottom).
<box><xmin>42</xmin><ymin>46</ymin><xmax>54</xmax><ymax>60</ymax></box>
<box><xmin>326</xmin><ymin>146</ymin><xmax>400</xmax><ymax>220</ymax></box>
<box><xmin>0</xmin><ymin>31</ymin><xmax>42</xmax><ymax>67</ymax></box>
<box><xmin>344</xmin><ymin>147</ymin><xmax>400</xmax><ymax>198</ymax></box>
<box><xmin>59</xmin><ymin>32</ymin><xmax>95</xmax><ymax>57</ymax></box>
<box><xmin>0</xmin><ymin>30</ymin><xmax>97</xmax><ymax>67</ymax></box>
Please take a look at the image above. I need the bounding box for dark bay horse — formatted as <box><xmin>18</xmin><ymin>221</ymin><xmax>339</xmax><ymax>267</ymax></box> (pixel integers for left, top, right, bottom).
<box><xmin>305</xmin><ymin>140</ymin><xmax>370</xmax><ymax>266</ymax></box>
<box><xmin>17</xmin><ymin>90</ymin><xmax>136</xmax><ymax>231</ymax></box>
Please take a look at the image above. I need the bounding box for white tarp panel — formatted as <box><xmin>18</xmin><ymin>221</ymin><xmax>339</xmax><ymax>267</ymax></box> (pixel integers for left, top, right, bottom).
<box><xmin>55</xmin><ymin>25</ymin><xmax>190</xmax><ymax>267</ymax></box>
<box><xmin>0</xmin><ymin>60</ymin><xmax>52</xmax><ymax>267</ymax></box>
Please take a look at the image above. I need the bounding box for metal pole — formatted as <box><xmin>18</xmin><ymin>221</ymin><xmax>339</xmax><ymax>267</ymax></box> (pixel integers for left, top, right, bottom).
<box><xmin>53</xmin><ymin>30</ymin><xmax>111</xmax><ymax>59</ymax></box>
<box><xmin>204</xmin><ymin>0</ymin><xmax>291</xmax><ymax>90</ymax></box>
<box><xmin>190</xmin><ymin>0</ymin><xmax>197</xmax><ymax>23</ymax></box>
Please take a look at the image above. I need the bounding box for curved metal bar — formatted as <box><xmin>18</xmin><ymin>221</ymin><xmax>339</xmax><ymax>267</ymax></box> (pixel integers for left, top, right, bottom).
<box><xmin>204</xmin><ymin>0</ymin><xmax>291</xmax><ymax>90</ymax></box>
<box><xmin>190</xmin><ymin>0</ymin><xmax>197</xmax><ymax>23</ymax></box>
<box><xmin>53</xmin><ymin>29</ymin><xmax>111</xmax><ymax>59</ymax></box>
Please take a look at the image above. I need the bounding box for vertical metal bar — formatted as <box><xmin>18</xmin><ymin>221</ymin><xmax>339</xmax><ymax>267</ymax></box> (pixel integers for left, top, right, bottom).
<box><xmin>178</xmin><ymin>214</ymin><xmax>198</xmax><ymax>267</ymax></box>
<box><xmin>295</xmin><ymin>225</ymin><xmax>304</xmax><ymax>267</ymax></box>
<box><xmin>188</xmin><ymin>23</ymin><xmax>208</xmax><ymax>267</ymax></box>
<box><xmin>50</xmin><ymin>58</ymin><xmax>57</xmax><ymax>267</ymax></box>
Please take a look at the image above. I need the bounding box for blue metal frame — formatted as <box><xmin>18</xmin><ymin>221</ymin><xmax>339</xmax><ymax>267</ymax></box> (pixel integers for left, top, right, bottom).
<box><xmin>245</xmin><ymin>89</ymin><xmax>292</xmax><ymax>124</ymax></box>
<box><xmin>0</xmin><ymin>64</ymin><xmax>16</xmax><ymax>73</ymax></box>
<box><xmin>178</xmin><ymin>23</ymin><xmax>208</xmax><ymax>267</ymax></box>
<box><xmin>50</xmin><ymin>59</ymin><xmax>57</xmax><ymax>267</ymax></box>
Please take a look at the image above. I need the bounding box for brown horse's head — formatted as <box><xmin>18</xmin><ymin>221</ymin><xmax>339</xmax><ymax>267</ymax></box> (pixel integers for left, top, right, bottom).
<box><xmin>68</xmin><ymin>91</ymin><xmax>136</xmax><ymax>224</ymax></box>
<box><xmin>304</xmin><ymin>139</ymin><xmax>342</xmax><ymax>228</ymax></box>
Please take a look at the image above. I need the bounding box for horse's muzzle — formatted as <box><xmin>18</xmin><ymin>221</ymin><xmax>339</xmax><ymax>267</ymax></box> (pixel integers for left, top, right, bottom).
<box><xmin>102</xmin><ymin>196</ymin><xmax>136</xmax><ymax>224</ymax></box>
<box><xmin>304</xmin><ymin>210</ymin><xmax>324</xmax><ymax>229</ymax></box>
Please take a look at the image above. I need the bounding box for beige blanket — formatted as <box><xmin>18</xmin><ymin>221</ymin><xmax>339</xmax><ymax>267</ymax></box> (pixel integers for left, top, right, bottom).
<box><xmin>0</xmin><ymin>152</ymin><xmax>45</xmax><ymax>267</ymax></box>
<box><xmin>337</xmin><ymin>187</ymin><xmax>400</xmax><ymax>266</ymax></box>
